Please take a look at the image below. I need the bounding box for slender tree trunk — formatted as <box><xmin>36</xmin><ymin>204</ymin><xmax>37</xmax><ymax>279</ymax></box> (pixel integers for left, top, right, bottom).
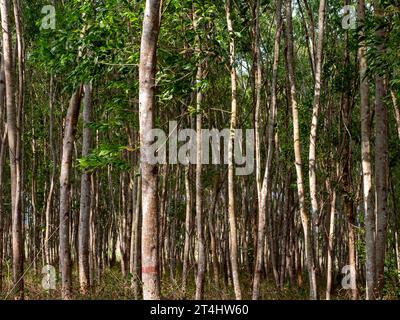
<box><xmin>308</xmin><ymin>0</ymin><xmax>326</xmax><ymax>278</ymax></box>
<box><xmin>131</xmin><ymin>174</ymin><xmax>142</xmax><ymax>298</ymax></box>
<box><xmin>78</xmin><ymin>83</ymin><xmax>93</xmax><ymax>294</ymax></box>
<box><xmin>0</xmin><ymin>0</ymin><xmax>23</xmax><ymax>299</ymax></box>
<box><xmin>253</xmin><ymin>0</ymin><xmax>262</xmax><ymax>208</ymax></box>
<box><xmin>44</xmin><ymin>76</ymin><xmax>56</xmax><ymax>265</ymax></box>
<box><xmin>285</xmin><ymin>0</ymin><xmax>317</xmax><ymax>300</ymax></box>
<box><xmin>325</xmin><ymin>177</ymin><xmax>336</xmax><ymax>300</ymax></box>
<box><xmin>358</xmin><ymin>0</ymin><xmax>376</xmax><ymax>300</ymax></box>
<box><xmin>225</xmin><ymin>0</ymin><xmax>241</xmax><ymax>300</ymax></box>
<box><xmin>391</xmin><ymin>89</ymin><xmax>400</xmax><ymax>141</ymax></box>
<box><xmin>0</xmin><ymin>61</ymin><xmax>6</xmax><ymax>292</ymax></box>
<box><xmin>182</xmin><ymin>165</ymin><xmax>192</xmax><ymax>296</ymax></box>
<box><xmin>13</xmin><ymin>0</ymin><xmax>25</xmax><ymax>280</ymax></box>
<box><xmin>252</xmin><ymin>0</ymin><xmax>264</xmax><ymax>297</ymax></box>
<box><xmin>391</xmin><ymin>180</ymin><xmax>400</xmax><ymax>283</ymax></box>
<box><xmin>374</xmin><ymin>1</ymin><xmax>388</xmax><ymax>298</ymax></box>
<box><xmin>59</xmin><ymin>87</ymin><xmax>82</xmax><ymax>300</ymax></box>
<box><xmin>139</xmin><ymin>0</ymin><xmax>162</xmax><ymax>300</ymax></box>
<box><xmin>193</xmin><ymin>5</ymin><xmax>206</xmax><ymax>300</ymax></box>
<box><xmin>129</xmin><ymin>175</ymin><xmax>137</xmax><ymax>281</ymax></box>
<box><xmin>341</xmin><ymin>1</ymin><xmax>358</xmax><ymax>298</ymax></box>
<box><xmin>252</xmin><ymin>0</ymin><xmax>282</xmax><ymax>300</ymax></box>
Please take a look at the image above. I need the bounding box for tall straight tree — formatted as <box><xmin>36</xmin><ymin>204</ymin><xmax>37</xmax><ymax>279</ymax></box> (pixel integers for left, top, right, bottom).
<box><xmin>308</xmin><ymin>0</ymin><xmax>326</xmax><ymax>274</ymax></box>
<box><xmin>252</xmin><ymin>0</ymin><xmax>283</xmax><ymax>300</ymax></box>
<box><xmin>285</xmin><ymin>0</ymin><xmax>317</xmax><ymax>300</ymax></box>
<box><xmin>59</xmin><ymin>87</ymin><xmax>83</xmax><ymax>300</ymax></box>
<box><xmin>341</xmin><ymin>0</ymin><xmax>358</xmax><ymax>300</ymax></box>
<box><xmin>194</xmin><ymin>5</ymin><xmax>206</xmax><ymax>299</ymax></box>
<box><xmin>139</xmin><ymin>0</ymin><xmax>162</xmax><ymax>300</ymax></box>
<box><xmin>0</xmin><ymin>0</ymin><xmax>23</xmax><ymax>299</ymax></box>
<box><xmin>253</xmin><ymin>0</ymin><xmax>262</xmax><ymax>216</ymax></box>
<box><xmin>78</xmin><ymin>83</ymin><xmax>93</xmax><ymax>294</ymax></box>
<box><xmin>358</xmin><ymin>0</ymin><xmax>375</xmax><ymax>300</ymax></box>
<box><xmin>44</xmin><ymin>76</ymin><xmax>56</xmax><ymax>266</ymax></box>
<box><xmin>374</xmin><ymin>0</ymin><xmax>389</xmax><ymax>298</ymax></box>
<box><xmin>225</xmin><ymin>0</ymin><xmax>241</xmax><ymax>300</ymax></box>
<box><xmin>252</xmin><ymin>0</ymin><xmax>263</xmax><ymax>299</ymax></box>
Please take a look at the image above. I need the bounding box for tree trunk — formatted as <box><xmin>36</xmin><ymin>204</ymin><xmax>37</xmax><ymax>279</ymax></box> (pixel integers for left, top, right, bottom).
<box><xmin>391</xmin><ymin>89</ymin><xmax>400</xmax><ymax>141</ymax></box>
<box><xmin>308</xmin><ymin>0</ymin><xmax>326</xmax><ymax>278</ymax></box>
<box><xmin>358</xmin><ymin>0</ymin><xmax>376</xmax><ymax>300</ymax></box>
<box><xmin>252</xmin><ymin>0</ymin><xmax>283</xmax><ymax>300</ymax></box>
<box><xmin>59</xmin><ymin>87</ymin><xmax>83</xmax><ymax>300</ymax></box>
<box><xmin>0</xmin><ymin>60</ymin><xmax>6</xmax><ymax>292</ymax></box>
<box><xmin>0</xmin><ymin>0</ymin><xmax>23</xmax><ymax>299</ymax></box>
<box><xmin>325</xmin><ymin>178</ymin><xmax>336</xmax><ymax>300</ymax></box>
<box><xmin>193</xmin><ymin>5</ymin><xmax>206</xmax><ymax>300</ymax></box>
<box><xmin>341</xmin><ymin>1</ymin><xmax>358</xmax><ymax>298</ymax></box>
<box><xmin>374</xmin><ymin>1</ymin><xmax>388</xmax><ymax>297</ymax></box>
<box><xmin>182</xmin><ymin>165</ymin><xmax>192</xmax><ymax>296</ymax></box>
<box><xmin>44</xmin><ymin>76</ymin><xmax>57</xmax><ymax>265</ymax></box>
<box><xmin>285</xmin><ymin>0</ymin><xmax>317</xmax><ymax>300</ymax></box>
<box><xmin>225</xmin><ymin>0</ymin><xmax>242</xmax><ymax>300</ymax></box>
<box><xmin>139</xmin><ymin>0</ymin><xmax>162</xmax><ymax>300</ymax></box>
<box><xmin>78</xmin><ymin>83</ymin><xmax>93</xmax><ymax>294</ymax></box>
<box><xmin>131</xmin><ymin>174</ymin><xmax>142</xmax><ymax>298</ymax></box>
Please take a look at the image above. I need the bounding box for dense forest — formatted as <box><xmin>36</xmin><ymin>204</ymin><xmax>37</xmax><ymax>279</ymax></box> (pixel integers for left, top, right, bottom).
<box><xmin>0</xmin><ymin>0</ymin><xmax>399</xmax><ymax>301</ymax></box>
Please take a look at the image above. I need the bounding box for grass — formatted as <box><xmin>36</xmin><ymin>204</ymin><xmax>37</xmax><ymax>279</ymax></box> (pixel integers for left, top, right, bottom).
<box><xmin>0</xmin><ymin>265</ymin><xmax>398</xmax><ymax>300</ymax></box>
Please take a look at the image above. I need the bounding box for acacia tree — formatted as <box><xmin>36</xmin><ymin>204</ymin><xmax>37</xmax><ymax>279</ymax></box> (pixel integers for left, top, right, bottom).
<box><xmin>252</xmin><ymin>0</ymin><xmax>264</xmax><ymax>299</ymax></box>
<box><xmin>225</xmin><ymin>0</ymin><xmax>242</xmax><ymax>300</ymax></box>
<box><xmin>193</xmin><ymin>4</ymin><xmax>206</xmax><ymax>300</ymax></box>
<box><xmin>252</xmin><ymin>0</ymin><xmax>283</xmax><ymax>300</ymax></box>
<box><xmin>358</xmin><ymin>0</ymin><xmax>375</xmax><ymax>300</ymax></box>
<box><xmin>285</xmin><ymin>0</ymin><xmax>317</xmax><ymax>300</ymax></box>
<box><xmin>0</xmin><ymin>0</ymin><xmax>23</xmax><ymax>299</ymax></box>
<box><xmin>59</xmin><ymin>87</ymin><xmax>83</xmax><ymax>300</ymax></box>
<box><xmin>374</xmin><ymin>0</ymin><xmax>389</xmax><ymax>298</ymax></box>
<box><xmin>308</xmin><ymin>0</ymin><xmax>326</xmax><ymax>274</ymax></box>
<box><xmin>139</xmin><ymin>0</ymin><xmax>162</xmax><ymax>300</ymax></box>
<box><xmin>78</xmin><ymin>83</ymin><xmax>93</xmax><ymax>294</ymax></box>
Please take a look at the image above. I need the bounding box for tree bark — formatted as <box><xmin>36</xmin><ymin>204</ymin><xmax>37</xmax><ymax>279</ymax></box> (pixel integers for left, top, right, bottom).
<box><xmin>225</xmin><ymin>0</ymin><xmax>242</xmax><ymax>300</ymax></box>
<box><xmin>59</xmin><ymin>87</ymin><xmax>83</xmax><ymax>300</ymax></box>
<box><xmin>358</xmin><ymin>0</ymin><xmax>376</xmax><ymax>300</ymax></box>
<box><xmin>374</xmin><ymin>1</ymin><xmax>388</xmax><ymax>298</ymax></box>
<box><xmin>182</xmin><ymin>165</ymin><xmax>192</xmax><ymax>296</ymax></box>
<box><xmin>252</xmin><ymin>0</ymin><xmax>282</xmax><ymax>300</ymax></box>
<box><xmin>193</xmin><ymin>5</ymin><xmax>206</xmax><ymax>300</ymax></box>
<box><xmin>0</xmin><ymin>0</ymin><xmax>23</xmax><ymax>299</ymax></box>
<box><xmin>325</xmin><ymin>177</ymin><xmax>336</xmax><ymax>300</ymax></box>
<box><xmin>0</xmin><ymin>60</ymin><xmax>6</xmax><ymax>292</ymax></box>
<box><xmin>78</xmin><ymin>83</ymin><xmax>93</xmax><ymax>295</ymax></box>
<box><xmin>285</xmin><ymin>0</ymin><xmax>317</xmax><ymax>300</ymax></box>
<box><xmin>44</xmin><ymin>76</ymin><xmax>56</xmax><ymax>266</ymax></box>
<box><xmin>139</xmin><ymin>0</ymin><xmax>162</xmax><ymax>300</ymax></box>
<box><xmin>391</xmin><ymin>89</ymin><xmax>400</xmax><ymax>141</ymax></box>
<box><xmin>341</xmin><ymin>1</ymin><xmax>358</xmax><ymax>299</ymax></box>
<box><xmin>308</xmin><ymin>0</ymin><xmax>326</xmax><ymax>277</ymax></box>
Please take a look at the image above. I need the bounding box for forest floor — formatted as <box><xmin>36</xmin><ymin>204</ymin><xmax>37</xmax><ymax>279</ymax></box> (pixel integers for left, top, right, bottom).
<box><xmin>2</xmin><ymin>266</ymin><xmax>394</xmax><ymax>300</ymax></box>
